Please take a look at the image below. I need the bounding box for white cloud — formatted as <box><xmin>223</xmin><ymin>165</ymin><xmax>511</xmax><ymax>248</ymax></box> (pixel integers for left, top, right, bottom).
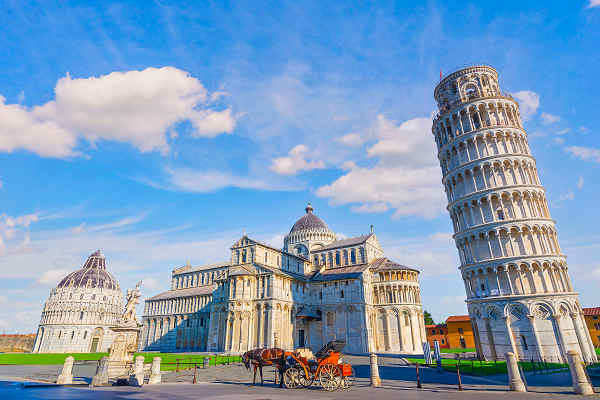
<box><xmin>592</xmin><ymin>268</ymin><xmax>600</xmax><ymax>280</ymax></box>
<box><xmin>0</xmin><ymin>67</ymin><xmax>236</xmax><ymax>158</ymax></box>
<box><xmin>351</xmin><ymin>203</ymin><xmax>389</xmax><ymax>213</ymax></box>
<box><xmin>559</xmin><ymin>190</ymin><xmax>575</xmax><ymax>201</ymax></box>
<box><xmin>164</xmin><ymin>167</ymin><xmax>277</xmax><ymax>192</ymax></box>
<box><xmin>512</xmin><ymin>91</ymin><xmax>539</xmax><ymax>120</ymax></box>
<box><xmin>553</xmin><ymin>137</ymin><xmax>564</xmax><ymax>145</ymax></box>
<box><xmin>36</xmin><ymin>269</ymin><xmax>72</xmax><ymax>285</ymax></box>
<box><xmin>0</xmin><ymin>295</ymin><xmax>6</xmax><ymax>304</ymax></box>
<box><xmin>577</xmin><ymin>176</ymin><xmax>585</xmax><ymax>190</ymax></box>
<box><xmin>317</xmin><ymin>115</ymin><xmax>445</xmax><ymax>219</ymax></box>
<box><xmin>335</xmin><ymin>133</ymin><xmax>365</xmax><ymax>147</ymax></box>
<box><xmin>565</xmin><ymin>146</ymin><xmax>600</xmax><ymax>163</ymax></box>
<box><xmin>0</xmin><ymin>213</ymin><xmax>39</xmax><ymax>255</ymax></box>
<box><xmin>541</xmin><ymin>112</ymin><xmax>560</xmax><ymax>125</ymax></box>
<box><xmin>0</xmin><ymin>178</ymin><xmax>3</xmax><ymax>189</ymax></box>
<box><xmin>556</xmin><ymin>128</ymin><xmax>570</xmax><ymax>135</ymax></box>
<box><xmin>270</xmin><ymin>144</ymin><xmax>325</xmax><ymax>176</ymax></box>
<box><xmin>588</xmin><ymin>0</ymin><xmax>600</xmax><ymax>8</ymax></box>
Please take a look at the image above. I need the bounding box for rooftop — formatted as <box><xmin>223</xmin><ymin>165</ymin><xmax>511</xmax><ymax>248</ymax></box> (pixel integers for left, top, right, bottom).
<box><xmin>583</xmin><ymin>307</ymin><xmax>600</xmax><ymax>316</ymax></box>
<box><xmin>446</xmin><ymin>315</ymin><xmax>471</xmax><ymax>323</ymax></box>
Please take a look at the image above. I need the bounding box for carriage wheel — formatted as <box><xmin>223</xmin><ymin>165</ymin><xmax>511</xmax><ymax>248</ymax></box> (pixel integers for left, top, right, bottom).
<box><xmin>297</xmin><ymin>367</ymin><xmax>313</xmax><ymax>388</ymax></box>
<box><xmin>283</xmin><ymin>367</ymin><xmax>301</xmax><ymax>389</ymax></box>
<box><xmin>318</xmin><ymin>364</ymin><xmax>342</xmax><ymax>391</ymax></box>
<box><xmin>339</xmin><ymin>366</ymin><xmax>355</xmax><ymax>390</ymax></box>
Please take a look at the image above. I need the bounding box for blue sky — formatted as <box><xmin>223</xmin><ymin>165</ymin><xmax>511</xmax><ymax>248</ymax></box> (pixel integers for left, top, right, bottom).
<box><xmin>1</xmin><ymin>0</ymin><xmax>600</xmax><ymax>332</ymax></box>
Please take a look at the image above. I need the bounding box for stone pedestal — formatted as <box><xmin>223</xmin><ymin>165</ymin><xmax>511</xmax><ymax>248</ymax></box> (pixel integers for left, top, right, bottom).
<box><xmin>56</xmin><ymin>356</ymin><xmax>74</xmax><ymax>384</ymax></box>
<box><xmin>107</xmin><ymin>322</ymin><xmax>141</xmax><ymax>379</ymax></box>
<box><xmin>505</xmin><ymin>352</ymin><xmax>526</xmax><ymax>392</ymax></box>
<box><xmin>370</xmin><ymin>353</ymin><xmax>381</xmax><ymax>387</ymax></box>
<box><xmin>566</xmin><ymin>350</ymin><xmax>594</xmax><ymax>395</ymax></box>
<box><xmin>128</xmin><ymin>356</ymin><xmax>145</xmax><ymax>387</ymax></box>
<box><xmin>148</xmin><ymin>357</ymin><xmax>162</xmax><ymax>384</ymax></box>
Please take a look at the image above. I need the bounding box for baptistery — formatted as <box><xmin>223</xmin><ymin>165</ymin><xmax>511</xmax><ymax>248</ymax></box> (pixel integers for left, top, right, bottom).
<box><xmin>32</xmin><ymin>250</ymin><xmax>123</xmax><ymax>353</ymax></box>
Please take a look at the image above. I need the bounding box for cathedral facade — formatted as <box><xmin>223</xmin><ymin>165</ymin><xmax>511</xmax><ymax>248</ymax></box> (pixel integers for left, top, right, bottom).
<box><xmin>140</xmin><ymin>204</ymin><xmax>427</xmax><ymax>354</ymax></box>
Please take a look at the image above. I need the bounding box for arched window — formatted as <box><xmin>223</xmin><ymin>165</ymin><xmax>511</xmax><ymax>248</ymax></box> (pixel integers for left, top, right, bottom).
<box><xmin>350</xmin><ymin>249</ymin><xmax>356</xmax><ymax>264</ymax></box>
<box><xmin>335</xmin><ymin>252</ymin><xmax>340</xmax><ymax>266</ymax></box>
<box><xmin>360</xmin><ymin>247</ymin><xmax>366</xmax><ymax>263</ymax></box>
<box><xmin>265</xmin><ymin>252</ymin><xmax>268</xmax><ymax>263</ymax></box>
<box><xmin>343</xmin><ymin>250</ymin><xmax>348</xmax><ymax>265</ymax></box>
<box><xmin>242</xmin><ymin>249</ymin><xmax>247</xmax><ymax>263</ymax></box>
<box><xmin>328</xmin><ymin>253</ymin><xmax>333</xmax><ymax>266</ymax></box>
<box><xmin>79</xmin><ymin>312</ymin><xmax>84</xmax><ymax>320</ymax></box>
<box><xmin>314</xmin><ymin>255</ymin><xmax>319</xmax><ymax>265</ymax></box>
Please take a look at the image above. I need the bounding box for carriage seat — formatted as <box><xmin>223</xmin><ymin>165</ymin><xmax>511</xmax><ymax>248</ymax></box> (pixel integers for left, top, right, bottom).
<box><xmin>295</xmin><ymin>347</ymin><xmax>314</xmax><ymax>360</ymax></box>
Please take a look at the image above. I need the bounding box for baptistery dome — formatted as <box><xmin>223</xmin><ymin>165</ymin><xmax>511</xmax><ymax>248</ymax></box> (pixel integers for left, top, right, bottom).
<box><xmin>32</xmin><ymin>250</ymin><xmax>124</xmax><ymax>353</ymax></box>
<box><xmin>58</xmin><ymin>250</ymin><xmax>120</xmax><ymax>290</ymax></box>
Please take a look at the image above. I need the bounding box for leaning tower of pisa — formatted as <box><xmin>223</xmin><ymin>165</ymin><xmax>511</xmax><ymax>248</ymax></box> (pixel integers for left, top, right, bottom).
<box><xmin>431</xmin><ymin>66</ymin><xmax>597</xmax><ymax>363</ymax></box>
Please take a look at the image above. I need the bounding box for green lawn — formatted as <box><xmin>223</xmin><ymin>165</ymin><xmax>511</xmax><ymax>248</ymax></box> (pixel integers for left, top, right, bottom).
<box><xmin>406</xmin><ymin>357</ymin><xmax>568</xmax><ymax>376</ymax></box>
<box><xmin>596</xmin><ymin>348</ymin><xmax>600</xmax><ymax>356</ymax></box>
<box><xmin>439</xmin><ymin>348</ymin><xmax>476</xmax><ymax>354</ymax></box>
<box><xmin>0</xmin><ymin>352</ymin><xmax>241</xmax><ymax>371</ymax></box>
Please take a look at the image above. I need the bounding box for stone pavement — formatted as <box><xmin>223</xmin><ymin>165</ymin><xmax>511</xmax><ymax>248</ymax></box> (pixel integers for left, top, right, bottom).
<box><xmin>0</xmin><ymin>355</ymin><xmax>598</xmax><ymax>399</ymax></box>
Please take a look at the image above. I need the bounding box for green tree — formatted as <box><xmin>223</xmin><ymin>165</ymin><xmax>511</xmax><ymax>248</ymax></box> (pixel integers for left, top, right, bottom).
<box><xmin>423</xmin><ymin>310</ymin><xmax>434</xmax><ymax>325</ymax></box>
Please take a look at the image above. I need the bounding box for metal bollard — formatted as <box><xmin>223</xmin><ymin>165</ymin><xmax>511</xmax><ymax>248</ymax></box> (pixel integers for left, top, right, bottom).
<box><xmin>369</xmin><ymin>353</ymin><xmax>381</xmax><ymax>387</ymax></box>
<box><xmin>415</xmin><ymin>363</ymin><xmax>422</xmax><ymax>389</ymax></box>
<box><xmin>193</xmin><ymin>364</ymin><xmax>197</xmax><ymax>384</ymax></box>
<box><xmin>456</xmin><ymin>363</ymin><xmax>463</xmax><ymax>391</ymax></box>
<box><xmin>57</xmin><ymin>356</ymin><xmax>74</xmax><ymax>384</ymax></box>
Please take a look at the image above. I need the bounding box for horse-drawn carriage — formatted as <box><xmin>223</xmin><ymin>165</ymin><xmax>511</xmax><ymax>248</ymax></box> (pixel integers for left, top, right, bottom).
<box><xmin>282</xmin><ymin>339</ymin><xmax>355</xmax><ymax>391</ymax></box>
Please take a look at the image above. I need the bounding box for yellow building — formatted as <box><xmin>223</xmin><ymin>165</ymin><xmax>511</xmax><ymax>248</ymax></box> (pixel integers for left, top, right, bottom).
<box><xmin>583</xmin><ymin>307</ymin><xmax>600</xmax><ymax>348</ymax></box>
<box><xmin>445</xmin><ymin>315</ymin><xmax>475</xmax><ymax>349</ymax></box>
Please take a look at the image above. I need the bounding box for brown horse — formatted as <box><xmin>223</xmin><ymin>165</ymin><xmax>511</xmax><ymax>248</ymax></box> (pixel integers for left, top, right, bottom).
<box><xmin>242</xmin><ymin>348</ymin><xmax>287</xmax><ymax>387</ymax></box>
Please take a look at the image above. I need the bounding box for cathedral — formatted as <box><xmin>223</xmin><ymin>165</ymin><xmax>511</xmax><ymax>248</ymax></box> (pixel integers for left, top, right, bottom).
<box><xmin>140</xmin><ymin>203</ymin><xmax>427</xmax><ymax>354</ymax></box>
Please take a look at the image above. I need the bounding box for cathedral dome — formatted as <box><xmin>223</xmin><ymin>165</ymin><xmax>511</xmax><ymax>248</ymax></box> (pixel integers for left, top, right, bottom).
<box><xmin>57</xmin><ymin>250</ymin><xmax>120</xmax><ymax>291</ymax></box>
<box><xmin>290</xmin><ymin>203</ymin><xmax>332</xmax><ymax>234</ymax></box>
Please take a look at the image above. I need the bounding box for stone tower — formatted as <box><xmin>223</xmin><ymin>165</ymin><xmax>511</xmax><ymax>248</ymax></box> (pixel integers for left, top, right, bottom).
<box><xmin>432</xmin><ymin>65</ymin><xmax>597</xmax><ymax>363</ymax></box>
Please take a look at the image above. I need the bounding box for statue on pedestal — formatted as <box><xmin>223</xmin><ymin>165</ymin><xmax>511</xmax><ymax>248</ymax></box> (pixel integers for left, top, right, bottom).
<box><xmin>99</xmin><ymin>281</ymin><xmax>144</xmax><ymax>382</ymax></box>
<box><xmin>121</xmin><ymin>281</ymin><xmax>142</xmax><ymax>326</ymax></box>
